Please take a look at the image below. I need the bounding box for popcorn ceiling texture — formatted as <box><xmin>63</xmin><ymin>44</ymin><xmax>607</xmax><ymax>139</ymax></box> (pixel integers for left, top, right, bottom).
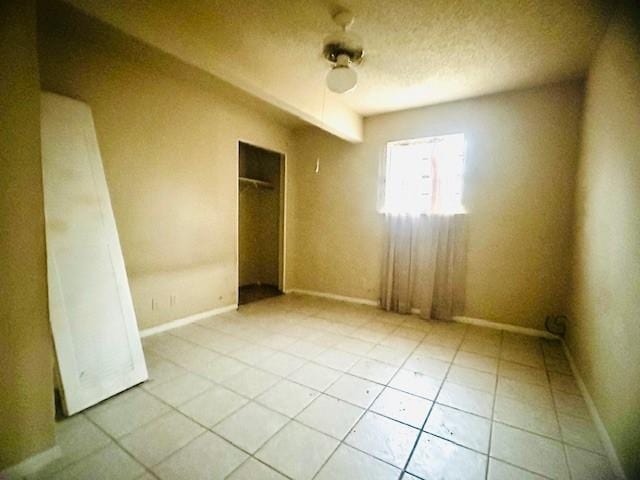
<box><xmin>63</xmin><ymin>0</ymin><xmax>612</xmax><ymax>138</ymax></box>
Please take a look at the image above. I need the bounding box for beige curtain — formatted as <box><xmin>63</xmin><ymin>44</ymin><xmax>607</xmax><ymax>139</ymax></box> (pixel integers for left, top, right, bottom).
<box><xmin>381</xmin><ymin>214</ymin><xmax>467</xmax><ymax>320</ymax></box>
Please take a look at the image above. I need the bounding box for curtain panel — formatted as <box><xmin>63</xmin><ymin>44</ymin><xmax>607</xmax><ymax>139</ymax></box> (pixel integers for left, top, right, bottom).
<box><xmin>381</xmin><ymin>213</ymin><xmax>467</xmax><ymax>320</ymax></box>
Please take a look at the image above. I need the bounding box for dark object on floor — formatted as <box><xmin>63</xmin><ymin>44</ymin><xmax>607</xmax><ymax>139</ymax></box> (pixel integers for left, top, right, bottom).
<box><xmin>545</xmin><ymin>315</ymin><xmax>568</xmax><ymax>337</ymax></box>
<box><xmin>239</xmin><ymin>284</ymin><xmax>282</xmax><ymax>305</ymax></box>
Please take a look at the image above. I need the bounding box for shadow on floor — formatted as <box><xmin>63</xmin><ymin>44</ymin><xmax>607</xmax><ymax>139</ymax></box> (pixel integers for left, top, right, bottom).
<box><xmin>238</xmin><ymin>283</ymin><xmax>282</xmax><ymax>305</ymax></box>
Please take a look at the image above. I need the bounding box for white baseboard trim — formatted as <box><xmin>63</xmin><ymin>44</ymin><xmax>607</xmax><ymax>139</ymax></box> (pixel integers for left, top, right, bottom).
<box><xmin>2</xmin><ymin>445</ymin><xmax>62</xmax><ymax>479</ymax></box>
<box><xmin>453</xmin><ymin>315</ymin><xmax>559</xmax><ymax>339</ymax></box>
<box><xmin>139</xmin><ymin>304</ymin><xmax>238</xmax><ymax>337</ymax></box>
<box><xmin>286</xmin><ymin>289</ymin><xmax>379</xmax><ymax>307</ymax></box>
<box><xmin>562</xmin><ymin>342</ymin><xmax>627</xmax><ymax>479</ymax></box>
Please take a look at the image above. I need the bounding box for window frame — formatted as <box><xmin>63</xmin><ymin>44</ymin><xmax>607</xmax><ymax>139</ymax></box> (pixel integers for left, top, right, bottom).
<box><xmin>380</xmin><ymin>133</ymin><xmax>466</xmax><ymax>216</ymax></box>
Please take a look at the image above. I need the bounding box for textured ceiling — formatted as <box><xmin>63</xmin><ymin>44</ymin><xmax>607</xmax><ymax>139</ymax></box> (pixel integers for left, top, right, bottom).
<box><xmin>62</xmin><ymin>0</ymin><xmax>612</xmax><ymax>139</ymax></box>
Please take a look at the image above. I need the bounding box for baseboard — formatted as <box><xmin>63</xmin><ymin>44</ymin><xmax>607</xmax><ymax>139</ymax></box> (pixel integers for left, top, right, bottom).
<box><xmin>453</xmin><ymin>315</ymin><xmax>558</xmax><ymax>339</ymax></box>
<box><xmin>2</xmin><ymin>445</ymin><xmax>62</xmax><ymax>479</ymax></box>
<box><xmin>139</xmin><ymin>304</ymin><xmax>238</xmax><ymax>337</ymax></box>
<box><xmin>562</xmin><ymin>341</ymin><xmax>627</xmax><ymax>479</ymax></box>
<box><xmin>286</xmin><ymin>289</ymin><xmax>379</xmax><ymax>307</ymax></box>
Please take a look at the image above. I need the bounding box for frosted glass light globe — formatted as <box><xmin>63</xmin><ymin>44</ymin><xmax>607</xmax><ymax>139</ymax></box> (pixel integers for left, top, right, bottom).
<box><xmin>326</xmin><ymin>65</ymin><xmax>357</xmax><ymax>94</ymax></box>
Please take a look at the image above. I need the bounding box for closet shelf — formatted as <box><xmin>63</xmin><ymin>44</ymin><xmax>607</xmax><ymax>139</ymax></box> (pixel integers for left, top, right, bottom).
<box><xmin>239</xmin><ymin>177</ymin><xmax>274</xmax><ymax>189</ymax></box>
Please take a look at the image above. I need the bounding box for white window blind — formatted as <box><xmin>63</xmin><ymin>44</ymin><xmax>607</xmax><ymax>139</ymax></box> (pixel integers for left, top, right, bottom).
<box><xmin>381</xmin><ymin>133</ymin><xmax>466</xmax><ymax>215</ymax></box>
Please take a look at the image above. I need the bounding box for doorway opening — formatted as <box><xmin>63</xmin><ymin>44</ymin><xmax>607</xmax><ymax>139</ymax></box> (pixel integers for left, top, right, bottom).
<box><xmin>238</xmin><ymin>141</ymin><xmax>285</xmax><ymax>305</ymax></box>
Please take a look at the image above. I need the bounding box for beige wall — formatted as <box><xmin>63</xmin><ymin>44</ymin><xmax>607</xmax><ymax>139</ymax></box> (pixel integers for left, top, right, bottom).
<box><xmin>288</xmin><ymin>81</ymin><xmax>583</xmax><ymax>330</ymax></box>
<box><xmin>239</xmin><ymin>144</ymin><xmax>282</xmax><ymax>287</ymax></box>
<box><xmin>568</xmin><ymin>3</ymin><xmax>640</xmax><ymax>477</ymax></box>
<box><xmin>38</xmin><ymin>20</ymin><xmax>293</xmax><ymax>330</ymax></box>
<box><xmin>0</xmin><ymin>0</ymin><xmax>56</xmax><ymax>470</ymax></box>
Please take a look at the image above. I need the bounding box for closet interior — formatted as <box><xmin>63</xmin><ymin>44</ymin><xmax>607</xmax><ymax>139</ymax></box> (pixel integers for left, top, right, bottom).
<box><xmin>238</xmin><ymin>141</ymin><xmax>284</xmax><ymax>305</ymax></box>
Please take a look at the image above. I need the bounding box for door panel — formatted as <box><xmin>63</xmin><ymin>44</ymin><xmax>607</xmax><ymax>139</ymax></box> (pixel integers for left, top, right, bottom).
<box><xmin>41</xmin><ymin>92</ymin><xmax>147</xmax><ymax>415</ymax></box>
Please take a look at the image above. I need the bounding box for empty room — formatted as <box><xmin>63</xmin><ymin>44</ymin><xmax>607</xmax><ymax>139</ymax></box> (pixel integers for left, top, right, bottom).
<box><xmin>1</xmin><ymin>0</ymin><xmax>639</xmax><ymax>479</ymax></box>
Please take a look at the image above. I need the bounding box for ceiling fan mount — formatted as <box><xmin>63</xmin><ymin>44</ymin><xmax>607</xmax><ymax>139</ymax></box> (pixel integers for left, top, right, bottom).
<box><xmin>322</xmin><ymin>9</ymin><xmax>364</xmax><ymax>93</ymax></box>
<box><xmin>322</xmin><ymin>10</ymin><xmax>364</xmax><ymax>66</ymax></box>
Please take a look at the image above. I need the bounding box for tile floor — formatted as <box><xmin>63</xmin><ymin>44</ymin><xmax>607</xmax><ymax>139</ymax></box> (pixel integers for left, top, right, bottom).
<box><xmin>27</xmin><ymin>295</ymin><xmax>617</xmax><ymax>480</ymax></box>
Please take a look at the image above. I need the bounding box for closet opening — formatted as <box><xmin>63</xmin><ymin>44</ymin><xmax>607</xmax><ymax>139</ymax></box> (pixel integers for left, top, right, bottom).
<box><xmin>237</xmin><ymin>141</ymin><xmax>285</xmax><ymax>305</ymax></box>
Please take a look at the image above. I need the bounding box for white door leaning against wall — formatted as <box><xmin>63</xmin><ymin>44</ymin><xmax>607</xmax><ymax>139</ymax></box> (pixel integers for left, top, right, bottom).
<box><xmin>41</xmin><ymin>92</ymin><xmax>147</xmax><ymax>415</ymax></box>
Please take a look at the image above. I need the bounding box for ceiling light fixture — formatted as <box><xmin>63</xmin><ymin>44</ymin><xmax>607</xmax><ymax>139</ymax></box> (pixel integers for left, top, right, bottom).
<box><xmin>323</xmin><ymin>9</ymin><xmax>364</xmax><ymax>94</ymax></box>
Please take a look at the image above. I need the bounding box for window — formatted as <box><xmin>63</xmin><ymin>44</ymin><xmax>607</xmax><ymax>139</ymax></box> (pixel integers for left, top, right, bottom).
<box><xmin>381</xmin><ymin>133</ymin><xmax>466</xmax><ymax>215</ymax></box>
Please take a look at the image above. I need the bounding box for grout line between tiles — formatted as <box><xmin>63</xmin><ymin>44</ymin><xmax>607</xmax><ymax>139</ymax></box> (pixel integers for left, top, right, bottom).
<box><xmin>484</xmin><ymin>326</ymin><xmax>504</xmax><ymax>479</ymax></box>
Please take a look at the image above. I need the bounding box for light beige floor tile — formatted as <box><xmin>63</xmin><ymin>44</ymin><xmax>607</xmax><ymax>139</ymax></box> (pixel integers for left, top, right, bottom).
<box><xmin>258</xmin><ymin>333</ymin><xmax>299</xmax><ymax>350</ymax></box>
<box><xmin>389</xmin><ymin>369</ymin><xmax>442</xmax><ymax>400</ymax></box>
<box><xmin>153</xmin><ymin>432</ymin><xmax>247</xmax><ymax>480</ymax></box>
<box><xmin>146</xmin><ymin>373</ymin><xmax>213</xmax><ymax>407</ymax></box>
<box><xmin>424</xmin><ymin>403</ymin><xmax>491</xmax><ymax>453</ymax></box>
<box><xmin>549</xmin><ymin>372</ymin><xmax>580</xmax><ymax>395</ymax></box>
<box><xmin>143</xmin><ymin>354</ymin><xmax>187</xmax><ymax>388</ymax></box>
<box><xmin>552</xmin><ymin>390</ymin><xmax>590</xmax><ymax>419</ymax></box>
<box><xmin>295</xmin><ymin>394</ymin><xmax>364</xmax><ymax>439</ymax></box>
<box><xmin>367</xmin><ymin>344</ymin><xmax>412</xmax><ymax>366</ymax></box>
<box><xmin>134</xmin><ymin>473</ymin><xmax>156</xmax><ymax>480</ymax></box>
<box><xmin>345</xmin><ymin>411</ymin><xmax>419</xmax><ymax>468</ymax></box>
<box><xmin>120</xmin><ymin>411</ymin><xmax>204</xmax><ymax>467</ymax></box>
<box><xmin>256</xmin><ymin>421</ymin><xmax>339</xmax><ymax>480</ymax></box>
<box><xmin>501</xmin><ymin>344</ymin><xmax>545</xmax><ymax>368</ymax></box>
<box><xmin>565</xmin><ymin>445</ymin><xmax>616</xmax><ymax>480</ymax></box>
<box><xmin>490</xmin><ymin>422</ymin><xmax>570</xmax><ymax>479</ymax></box>
<box><xmin>315</xmin><ymin>443</ymin><xmax>401</xmax><ymax>480</ymax></box>
<box><xmin>437</xmin><ymin>381</ymin><xmax>494</xmax><ymax>418</ymax></box>
<box><xmin>50</xmin><ymin>444</ymin><xmax>144</xmax><ymax>480</ymax></box>
<box><xmin>227</xmin><ymin>458</ymin><xmax>287</xmax><ymax>480</ymax></box>
<box><xmin>371</xmin><ymin>387</ymin><xmax>432</xmax><ymax>428</ymax></box>
<box><xmin>27</xmin><ymin>415</ymin><xmax>113</xmax><ymax>478</ymax></box>
<box><xmin>288</xmin><ymin>362</ymin><xmax>342</xmax><ymax>391</ymax></box>
<box><xmin>178</xmin><ymin>385</ymin><xmax>247</xmax><ymax>427</ymax></box>
<box><xmin>284</xmin><ymin>339</ymin><xmax>327</xmax><ymax>360</ymax></box>
<box><xmin>459</xmin><ymin>337</ymin><xmax>501</xmax><ymax>358</ymax></box>
<box><xmin>349</xmin><ymin>358</ymin><xmax>398</xmax><ymax>384</ymax></box>
<box><xmin>314</xmin><ymin>348</ymin><xmax>362</xmax><ymax>371</ymax></box>
<box><xmin>497</xmin><ymin>377</ymin><xmax>554</xmax><ymax>410</ymax></box>
<box><xmin>213</xmin><ymin>402</ymin><xmax>288</xmax><ymax>453</ymax></box>
<box><xmin>499</xmin><ymin>361</ymin><xmax>548</xmax><ymax>387</ymax></box>
<box><xmin>352</xmin><ymin>326</ymin><xmax>388</xmax><ymax>343</ymax></box>
<box><xmin>260</xmin><ymin>352</ymin><xmax>307</xmax><ymax>376</ymax></box>
<box><xmin>379</xmin><ymin>335</ymin><xmax>419</xmax><ymax>353</ymax></box>
<box><xmin>415</xmin><ymin>344</ymin><xmax>457</xmax><ymax>362</ymax></box>
<box><xmin>488</xmin><ymin>458</ymin><xmax>547</xmax><ymax>479</ymax></box>
<box><xmin>230</xmin><ymin>344</ymin><xmax>277</xmax><ymax>366</ymax></box>
<box><xmin>393</xmin><ymin>326</ymin><xmax>427</xmax><ymax>341</ymax></box>
<box><xmin>446</xmin><ymin>365</ymin><xmax>496</xmax><ymax>393</ymax></box>
<box><xmin>544</xmin><ymin>353</ymin><xmax>572</xmax><ymax>375</ymax></box>
<box><xmin>335</xmin><ymin>337</ymin><xmax>376</xmax><ymax>355</ymax></box>
<box><xmin>45</xmin><ymin>299</ymin><xmax>612</xmax><ymax>480</ymax></box>
<box><xmin>558</xmin><ymin>414</ymin><xmax>604</xmax><ymax>453</ymax></box>
<box><xmin>494</xmin><ymin>395</ymin><xmax>560</xmax><ymax>439</ymax></box>
<box><xmin>256</xmin><ymin>379</ymin><xmax>319</xmax><ymax>417</ymax></box>
<box><xmin>222</xmin><ymin>366</ymin><xmax>280</xmax><ymax>398</ymax></box>
<box><xmin>86</xmin><ymin>389</ymin><xmax>171</xmax><ymax>438</ymax></box>
<box><xmin>404</xmin><ymin>352</ymin><xmax>450</xmax><ymax>379</ymax></box>
<box><xmin>454</xmin><ymin>351</ymin><xmax>499</xmax><ymax>374</ymax></box>
<box><xmin>407</xmin><ymin>433</ymin><xmax>487</xmax><ymax>480</ymax></box>
<box><xmin>326</xmin><ymin>374</ymin><xmax>384</xmax><ymax>408</ymax></box>
<box><xmin>190</xmin><ymin>355</ymin><xmax>246</xmax><ymax>383</ymax></box>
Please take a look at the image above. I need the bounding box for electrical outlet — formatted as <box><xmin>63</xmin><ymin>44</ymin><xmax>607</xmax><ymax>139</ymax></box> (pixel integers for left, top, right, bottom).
<box><xmin>169</xmin><ymin>295</ymin><xmax>176</xmax><ymax>307</ymax></box>
<box><xmin>151</xmin><ymin>298</ymin><xmax>158</xmax><ymax>311</ymax></box>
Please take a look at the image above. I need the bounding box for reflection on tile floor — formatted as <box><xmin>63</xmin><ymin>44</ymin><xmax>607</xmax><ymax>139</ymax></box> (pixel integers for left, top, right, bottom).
<box><xmin>27</xmin><ymin>295</ymin><xmax>617</xmax><ymax>479</ymax></box>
